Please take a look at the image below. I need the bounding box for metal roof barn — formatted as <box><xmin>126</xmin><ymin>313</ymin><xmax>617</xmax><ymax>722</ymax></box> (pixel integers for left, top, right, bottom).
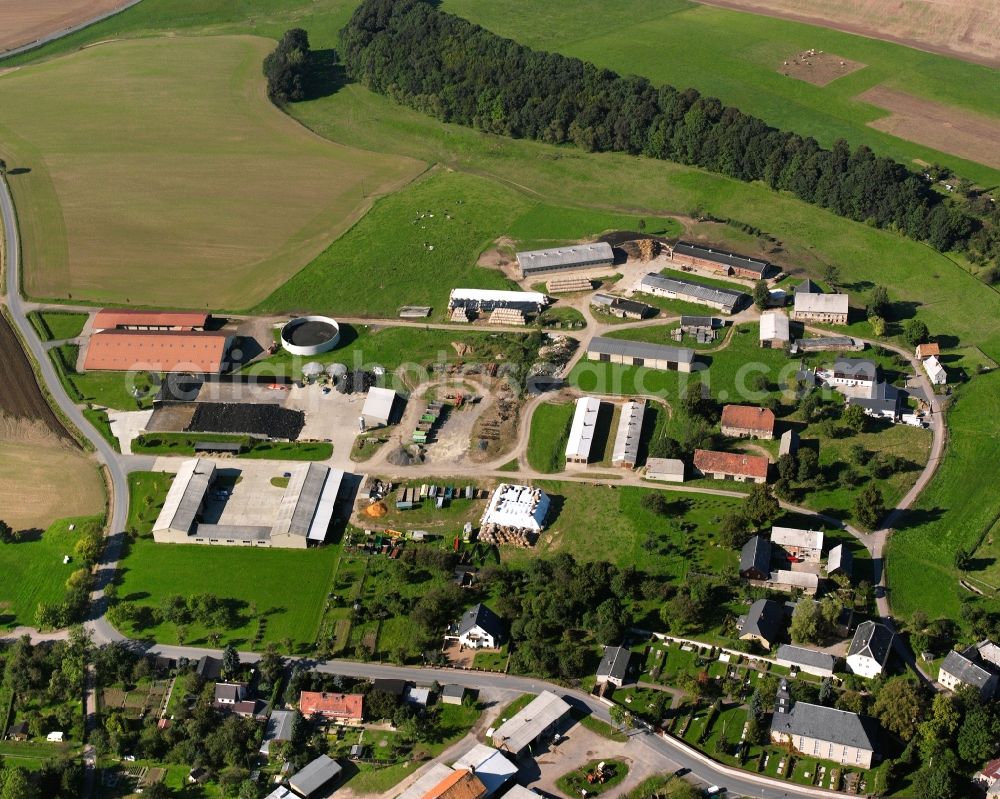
<box><xmin>565</xmin><ymin>397</ymin><xmax>601</xmax><ymax>463</ymax></box>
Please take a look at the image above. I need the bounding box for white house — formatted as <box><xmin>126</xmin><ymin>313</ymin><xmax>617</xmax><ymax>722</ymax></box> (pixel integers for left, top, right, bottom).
<box><xmin>923</xmin><ymin>355</ymin><xmax>947</xmax><ymax>386</ymax></box>
<box><xmin>846</xmin><ymin>621</ymin><xmax>894</xmax><ymax>679</ymax></box>
<box><xmin>457</xmin><ymin>603</ymin><xmax>504</xmax><ymax>649</ymax></box>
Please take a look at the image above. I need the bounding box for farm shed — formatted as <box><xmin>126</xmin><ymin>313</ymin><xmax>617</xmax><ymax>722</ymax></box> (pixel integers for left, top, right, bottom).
<box><xmin>84</xmin><ymin>330</ymin><xmax>233</xmax><ymax>373</ymax></box>
<box><xmin>491</xmin><ymin>690</ymin><xmax>571</xmax><ymax>757</ymax></box>
<box><xmin>612</xmin><ymin>400</ymin><xmax>645</xmax><ymax>468</ymax></box>
<box><xmin>792</xmin><ymin>292</ymin><xmax>849</xmax><ymax>325</ymax></box>
<box><xmin>362</xmin><ymin>387</ymin><xmax>397</xmax><ymax>428</ymax></box>
<box><xmin>638</xmin><ymin>273</ymin><xmax>745</xmax><ymax>314</ymax></box>
<box><xmin>759</xmin><ymin>311</ymin><xmax>790</xmax><ymax>348</ymax></box>
<box><xmin>565</xmin><ymin>397</ymin><xmax>601</xmax><ymax>465</ymax></box>
<box><xmin>644</xmin><ymin>457</ymin><xmax>685</xmax><ymax>482</ymax></box>
<box><xmin>515</xmin><ymin>242</ymin><xmax>613</xmax><ymax>279</ymax></box>
<box><xmin>587</xmin><ymin>336</ymin><xmax>695</xmax><ymax>372</ymax></box>
<box><xmin>448</xmin><ymin>288</ymin><xmax>547</xmax><ymax>314</ymax></box>
<box><xmin>667</xmin><ymin>240</ymin><xmax>771</xmax><ymax>278</ymax></box>
<box><xmin>92</xmin><ymin>309</ymin><xmax>210</xmax><ymax>331</ymax></box>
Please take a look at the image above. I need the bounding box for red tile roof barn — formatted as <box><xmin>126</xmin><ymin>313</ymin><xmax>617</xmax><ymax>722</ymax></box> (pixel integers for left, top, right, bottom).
<box><xmin>420</xmin><ymin>770</ymin><xmax>487</xmax><ymax>799</ymax></box>
<box><xmin>92</xmin><ymin>309</ymin><xmax>210</xmax><ymax>330</ymax></box>
<box><xmin>298</xmin><ymin>691</ymin><xmax>364</xmax><ymax>721</ymax></box>
<box><xmin>83</xmin><ymin>330</ymin><xmax>231</xmax><ymax>373</ymax></box>
<box><xmin>721</xmin><ymin>405</ymin><xmax>776</xmax><ymax>435</ymax></box>
<box><xmin>694</xmin><ymin>449</ymin><xmax>769</xmax><ymax>480</ymax></box>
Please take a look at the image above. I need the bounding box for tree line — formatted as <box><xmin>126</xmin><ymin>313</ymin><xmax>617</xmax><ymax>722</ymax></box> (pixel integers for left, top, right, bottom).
<box><xmin>338</xmin><ymin>0</ymin><xmax>996</xmax><ymax>264</ymax></box>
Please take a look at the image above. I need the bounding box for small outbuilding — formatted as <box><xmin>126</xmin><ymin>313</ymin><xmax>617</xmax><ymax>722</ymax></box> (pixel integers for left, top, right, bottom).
<box><xmin>440</xmin><ymin>685</ymin><xmax>468</xmax><ymax>705</ymax></box>
<box><xmin>288</xmin><ymin>755</ymin><xmax>342</xmax><ymax>799</ymax></box>
<box><xmin>644</xmin><ymin>457</ymin><xmax>685</xmax><ymax>483</ymax></box>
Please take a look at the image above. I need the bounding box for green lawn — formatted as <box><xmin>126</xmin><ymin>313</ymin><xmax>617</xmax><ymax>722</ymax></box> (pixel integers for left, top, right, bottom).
<box><xmin>442</xmin><ymin>0</ymin><xmax>1000</xmax><ymax>186</ymax></box>
<box><xmin>131</xmin><ymin>432</ymin><xmax>332</xmax><ymax>461</ymax></box>
<box><xmin>526</xmin><ymin>401</ymin><xmax>575</xmax><ymax>473</ymax></box>
<box><xmin>888</xmin><ymin>371</ymin><xmax>1000</xmax><ymax>624</ymax></box>
<box><xmin>510</xmin><ymin>481</ymin><xmax>743</xmax><ymax>575</ymax></box>
<box><xmin>83</xmin><ymin>408</ymin><xmax>121</xmax><ymax>453</ymax></box>
<box><xmin>507</xmin><ymin>203</ymin><xmax>680</xmax><ymax>250</ymax></box>
<box><xmin>605</xmin><ymin>322</ymin><xmax>730</xmax><ymax>351</ymax></box>
<box><xmin>557</xmin><ymin>759</ymin><xmax>629</xmax><ymax>798</ymax></box>
<box><xmin>50</xmin><ymin>344</ymin><xmax>155</xmax><ymax>411</ymax></box>
<box><xmin>126</xmin><ymin>472</ymin><xmax>174</xmax><ymax>535</ymax></box>
<box><xmin>0</xmin><ymin>515</ymin><xmax>104</xmax><ymax>629</ymax></box>
<box><xmin>27</xmin><ymin>311</ymin><xmax>88</xmax><ymax>341</ymax></box>
<box><xmin>116</xmin><ymin>536</ymin><xmax>338</xmax><ymax>649</ymax></box>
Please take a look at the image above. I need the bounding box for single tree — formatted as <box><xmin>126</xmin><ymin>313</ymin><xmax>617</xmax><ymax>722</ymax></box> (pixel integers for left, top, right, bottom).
<box><xmin>868</xmin><ymin>314</ymin><xmax>886</xmax><ymax>337</ymax></box>
<box><xmin>752</xmin><ymin>280</ymin><xmax>770</xmax><ymax>310</ymax></box>
<box><xmin>855</xmin><ymin>483</ymin><xmax>886</xmax><ymax>529</ymax></box>
<box><xmin>868</xmin><ymin>285</ymin><xmax>889</xmax><ymax>317</ymax></box>
<box><xmin>842</xmin><ymin>403</ymin><xmax>866</xmax><ymax>434</ymax></box>
<box><xmin>790</xmin><ymin>600</ymin><xmax>822</xmax><ymax>644</ymax></box>
<box><xmin>743</xmin><ymin>483</ymin><xmax>780</xmax><ymax>529</ymax></box>
<box><xmin>872</xmin><ymin>677</ymin><xmax>925</xmax><ymax>741</ymax></box>
<box><xmin>823</xmin><ymin>264</ymin><xmax>841</xmax><ymax>288</ymax></box>
<box><xmin>958</xmin><ymin>702</ymin><xmax>1000</xmax><ymax>763</ymax></box>
<box><xmin>0</xmin><ymin>520</ymin><xmax>13</xmax><ymax>544</ymax></box>
<box><xmin>0</xmin><ymin>158</ymin><xmax>7</xmax><ymax>177</ymax></box>
<box><xmin>718</xmin><ymin>511</ymin><xmax>751</xmax><ymax>549</ymax></box>
<box><xmin>953</xmin><ymin>547</ymin><xmax>972</xmax><ymax>571</ymax></box>
<box><xmin>903</xmin><ymin>318</ymin><xmax>930</xmax><ymax>346</ymax></box>
<box><xmin>797</xmin><ymin>448</ymin><xmax>819</xmax><ymax>482</ymax></box>
<box><xmin>222</xmin><ymin>643</ymin><xmax>240</xmax><ymax>678</ymax></box>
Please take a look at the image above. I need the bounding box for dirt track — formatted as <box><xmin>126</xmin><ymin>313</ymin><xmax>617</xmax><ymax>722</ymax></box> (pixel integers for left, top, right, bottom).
<box><xmin>0</xmin><ymin>0</ymin><xmax>132</xmax><ymax>54</ymax></box>
<box><xmin>694</xmin><ymin>0</ymin><xmax>1000</xmax><ymax>68</ymax></box>
<box><xmin>0</xmin><ymin>312</ymin><xmax>69</xmax><ymax>439</ymax></box>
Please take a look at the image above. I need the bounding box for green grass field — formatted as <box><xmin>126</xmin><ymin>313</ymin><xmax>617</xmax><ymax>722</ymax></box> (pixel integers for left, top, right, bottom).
<box><xmin>526</xmin><ymin>401</ymin><xmax>575</xmax><ymax>473</ymax></box>
<box><xmin>27</xmin><ymin>311</ymin><xmax>87</xmax><ymax>341</ymax></box>
<box><xmin>0</xmin><ymin>34</ymin><xmax>422</xmax><ymax>308</ymax></box>
<box><xmin>888</xmin><ymin>371</ymin><xmax>1000</xmax><ymax>623</ymax></box>
<box><xmin>288</xmin><ymin>86</ymin><xmax>1000</xmax><ymax>358</ymax></box>
<box><xmin>442</xmin><ymin>0</ymin><xmax>1000</xmax><ymax>185</ymax></box>
<box><xmin>0</xmin><ymin>515</ymin><xmax>104</xmax><ymax>629</ymax></box>
<box><xmin>50</xmin><ymin>345</ymin><xmax>155</xmax><ymax>411</ymax></box>
<box><xmin>117</xmin><ymin>536</ymin><xmax>338</xmax><ymax>648</ymax></box>
<box><xmin>516</xmin><ymin>481</ymin><xmax>743</xmax><ymax>574</ymax></box>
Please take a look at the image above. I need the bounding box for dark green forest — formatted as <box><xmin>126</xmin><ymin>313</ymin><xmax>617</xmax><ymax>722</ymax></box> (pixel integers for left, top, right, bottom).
<box><xmin>337</xmin><ymin>0</ymin><xmax>1000</xmax><ymax>270</ymax></box>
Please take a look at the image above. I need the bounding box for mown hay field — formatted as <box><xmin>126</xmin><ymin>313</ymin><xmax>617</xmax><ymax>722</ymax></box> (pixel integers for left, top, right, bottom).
<box><xmin>0</xmin><ymin>35</ymin><xmax>423</xmax><ymax>308</ymax></box>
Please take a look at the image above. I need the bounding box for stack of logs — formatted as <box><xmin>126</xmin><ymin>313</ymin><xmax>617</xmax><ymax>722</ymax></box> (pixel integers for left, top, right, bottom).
<box><xmin>478</xmin><ymin>524</ymin><xmax>533</xmax><ymax>548</ymax></box>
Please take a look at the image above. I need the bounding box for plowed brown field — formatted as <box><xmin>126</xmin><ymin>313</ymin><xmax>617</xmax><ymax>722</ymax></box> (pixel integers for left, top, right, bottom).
<box><xmin>0</xmin><ymin>0</ymin><xmax>131</xmax><ymax>54</ymax></box>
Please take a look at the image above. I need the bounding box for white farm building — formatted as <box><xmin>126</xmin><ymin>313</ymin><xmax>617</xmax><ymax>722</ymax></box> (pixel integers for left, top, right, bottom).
<box><xmin>362</xmin><ymin>387</ymin><xmax>396</xmax><ymax>428</ymax></box>
<box><xmin>481</xmin><ymin>484</ymin><xmax>550</xmax><ymax>532</ymax></box>
<box><xmin>565</xmin><ymin>397</ymin><xmax>601</xmax><ymax>465</ymax></box>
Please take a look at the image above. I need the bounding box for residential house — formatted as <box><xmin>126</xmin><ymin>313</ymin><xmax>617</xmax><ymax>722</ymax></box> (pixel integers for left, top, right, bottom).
<box><xmin>923</xmin><ymin>355</ymin><xmax>947</xmax><ymax>385</ymax></box>
<box><xmin>213</xmin><ymin>683</ymin><xmax>256</xmax><ymax>717</ymax></box>
<box><xmin>372</xmin><ymin>678</ymin><xmax>408</xmax><ymax>698</ymax></box>
<box><xmin>288</xmin><ymin>754</ymin><xmax>343</xmax><ymax>799</ymax></box>
<box><xmin>440</xmin><ymin>685</ymin><xmax>468</xmax><ymax>705</ymax></box>
<box><xmin>827</xmin><ymin>544</ymin><xmax>853</xmax><ymax>578</ymax></box>
<box><xmin>720</xmin><ymin>405</ymin><xmax>776</xmax><ymax>439</ymax></box>
<box><xmin>693</xmin><ymin>449</ymin><xmax>769</xmax><ymax>483</ymax></box>
<box><xmin>770</xmin><ymin>680</ymin><xmax>879</xmax><ymax>768</ymax></box>
<box><xmin>771</xmin><ymin>526</ymin><xmax>824</xmax><ymax>563</ymax></box>
<box><xmin>846</xmin><ymin>621</ymin><xmax>895</xmax><ymax>678</ymax></box>
<box><xmin>739</xmin><ymin>535</ymin><xmax>772</xmax><ymax>581</ymax></box>
<box><xmin>596</xmin><ymin>646</ymin><xmax>637</xmax><ymax>687</ymax></box>
<box><xmin>737</xmin><ymin>598</ymin><xmax>787</xmax><ymax>650</ymax></box>
<box><xmin>644</xmin><ymin>458</ymin><xmax>685</xmax><ymax>483</ymax></box>
<box><xmin>6</xmin><ymin>722</ymin><xmax>28</xmax><ymax>742</ymax></box>
<box><xmin>792</xmin><ymin>292</ymin><xmax>849</xmax><ymax>325</ymax></box>
<box><xmin>915</xmin><ymin>343</ymin><xmax>940</xmax><ymax>359</ymax></box>
<box><xmin>196</xmin><ymin>655</ymin><xmax>223</xmax><ymax>681</ymax></box>
<box><xmin>847</xmin><ymin>380</ymin><xmax>902</xmax><ymax>421</ymax></box>
<box><xmin>260</xmin><ymin>709</ymin><xmax>295</xmax><ymax>755</ymax></box>
<box><xmin>298</xmin><ymin>691</ymin><xmax>364</xmax><ymax>723</ymax></box>
<box><xmin>457</xmin><ymin>603</ymin><xmax>504</xmax><ymax>649</ymax></box>
<box><xmin>759</xmin><ymin>311</ymin><xmax>791</xmax><ymax>348</ymax></box>
<box><xmin>768</xmin><ymin>570</ymin><xmax>820</xmax><ymax>595</ymax></box>
<box><xmin>826</xmin><ymin>358</ymin><xmax>878</xmax><ymax>388</ymax></box>
<box><xmin>776</xmin><ymin>644</ymin><xmax>838</xmax><ymax>678</ymax></box>
<box><xmin>939</xmin><ymin>641</ymin><xmax>1000</xmax><ymax>698</ymax></box>
<box><xmin>975</xmin><ymin>759</ymin><xmax>1000</xmax><ymax>797</ymax></box>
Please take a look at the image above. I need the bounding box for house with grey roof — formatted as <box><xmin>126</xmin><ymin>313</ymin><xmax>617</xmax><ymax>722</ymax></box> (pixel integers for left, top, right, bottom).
<box><xmin>939</xmin><ymin>641</ymin><xmax>1000</xmax><ymax>698</ymax></box>
<box><xmin>739</xmin><ymin>535</ymin><xmax>771</xmax><ymax>581</ymax></box>
<box><xmin>457</xmin><ymin>603</ymin><xmax>504</xmax><ymax>649</ymax></box>
<box><xmin>587</xmin><ymin>336</ymin><xmax>696</xmax><ymax>373</ymax></box>
<box><xmin>770</xmin><ymin>679</ymin><xmax>879</xmax><ymax>768</ymax></box>
<box><xmin>776</xmin><ymin>644</ymin><xmax>838</xmax><ymax>678</ymax></box>
<box><xmin>737</xmin><ymin>598</ymin><xmax>787</xmax><ymax>650</ymax></box>
<box><xmin>846</xmin><ymin>621</ymin><xmax>894</xmax><ymax>679</ymax></box>
<box><xmin>596</xmin><ymin>646</ymin><xmax>637</xmax><ymax>687</ymax></box>
<box><xmin>827</xmin><ymin>544</ymin><xmax>853</xmax><ymax>578</ymax></box>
